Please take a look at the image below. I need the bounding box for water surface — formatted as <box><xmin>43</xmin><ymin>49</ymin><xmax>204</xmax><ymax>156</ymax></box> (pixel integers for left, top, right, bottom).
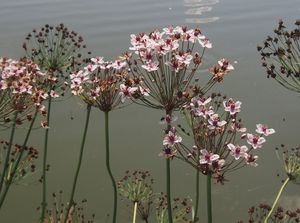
<box><xmin>0</xmin><ymin>0</ymin><xmax>300</xmax><ymax>222</ymax></box>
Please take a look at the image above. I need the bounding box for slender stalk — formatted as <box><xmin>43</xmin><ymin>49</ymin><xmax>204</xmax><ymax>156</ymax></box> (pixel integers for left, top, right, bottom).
<box><xmin>0</xmin><ymin>111</ymin><xmax>18</xmax><ymax>194</ymax></box>
<box><xmin>0</xmin><ymin>110</ymin><xmax>38</xmax><ymax>208</ymax></box>
<box><xmin>166</xmin><ymin>158</ymin><xmax>173</xmax><ymax>223</ymax></box>
<box><xmin>193</xmin><ymin>170</ymin><xmax>200</xmax><ymax>223</ymax></box>
<box><xmin>264</xmin><ymin>177</ymin><xmax>290</xmax><ymax>223</ymax></box>
<box><xmin>64</xmin><ymin>105</ymin><xmax>92</xmax><ymax>223</ymax></box>
<box><xmin>104</xmin><ymin>111</ymin><xmax>117</xmax><ymax>223</ymax></box>
<box><xmin>40</xmin><ymin>96</ymin><xmax>52</xmax><ymax>222</ymax></box>
<box><xmin>166</xmin><ymin>111</ymin><xmax>173</xmax><ymax>223</ymax></box>
<box><xmin>206</xmin><ymin>173</ymin><xmax>212</xmax><ymax>223</ymax></box>
<box><xmin>133</xmin><ymin>202</ymin><xmax>138</xmax><ymax>223</ymax></box>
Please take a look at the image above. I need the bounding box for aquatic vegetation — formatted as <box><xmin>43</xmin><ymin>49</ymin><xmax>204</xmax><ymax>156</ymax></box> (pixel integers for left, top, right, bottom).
<box><xmin>0</xmin><ymin>57</ymin><xmax>47</xmax><ymax>127</ymax></box>
<box><xmin>172</xmin><ymin>93</ymin><xmax>275</xmax><ymax>223</ymax></box>
<box><xmin>22</xmin><ymin>23</ymin><xmax>89</xmax><ymax>222</ymax></box>
<box><xmin>0</xmin><ymin>57</ymin><xmax>48</xmax><ymax>209</ymax></box>
<box><xmin>156</xmin><ymin>194</ymin><xmax>193</xmax><ymax>223</ymax></box>
<box><xmin>118</xmin><ymin>170</ymin><xmax>154</xmax><ymax>223</ymax></box>
<box><xmin>0</xmin><ymin>140</ymin><xmax>38</xmax><ymax>207</ymax></box>
<box><xmin>264</xmin><ymin>145</ymin><xmax>300</xmax><ymax>222</ymax></box>
<box><xmin>238</xmin><ymin>203</ymin><xmax>300</xmax><ymax>223</ymax></box>
<box><xmin>258</xmin><ymin>20</ymin><xmax>300</xmax><ymax>93</ymax></box>
<box><xmin>69</xmin><ymin>56</ymin><xmax>131</xmax><ymax>223</ymax></box>
<box><xmin>1</xmin><ymin>22</ymin><xmax>296</xmax><ymax>223</ymax></box>
<box><xmin>41</xmin><ymin>191</ymin><xmax>95</xmax><ymax>223</ymax></box>
<box><xmin>121</xmin><ymin>26</ymin><xmax>234</xmax><ymax>223</ymax></box>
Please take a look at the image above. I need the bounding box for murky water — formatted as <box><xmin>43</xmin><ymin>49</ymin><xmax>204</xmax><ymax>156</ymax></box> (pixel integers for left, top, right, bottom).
<box><xmin>0</xmin><ymin>0</ymin><xmax>300</xmax><ymax>222</ymax></box>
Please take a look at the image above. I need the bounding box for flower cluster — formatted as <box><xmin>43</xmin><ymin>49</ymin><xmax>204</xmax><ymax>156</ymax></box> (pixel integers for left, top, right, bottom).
<box><xmin>70</xmin><ymin>57</ymin><xmax>133</xmax><ymax>111</ymax></box>
<box><xmin>156</xmin><ymin>193</ymin><xmax>192</xmax><ymax>223</ymax></box>
<box><xmin>118</xmin><ymin>170</ymin><xmax>154</xmax><ymax>203</ymax></box>
<box><xmin>118</xmin><ymin>170</ymin><xmax>154</xmax><ymax>222</ymax></box>
<box><xmin>277</xmin><ymin>145</ymin><xmax>300</xmax><ymax>184</ymax></box>
<box><xmin>122</xmin><ymin>26</ymin><xmax>234</xmax><ymax>111</ymax></box>
<box><xmin>0</xmin><ymin>57</ymin><xmax>49</xmax><ymax>126</ymax></box>
<box><xmin>257</xmin><ymin>20</ymin><xmax>300</xmax><ymax>93</ymax></box>
<box><xmin>238</xmin><ymin>203</ymin><xmax>300</xmax><ymax>223</ymax></box>
<box><xmin>166</xmin><ymin>94</ymin><xmax>275</xmax><ymax>181</ymax></box>
<box><xmin>42</xmin><ymin>191</ymin><xmax>95</xmax><ymax>223</ymax></box>
<box><xmin>23</xmin><ymin>23</ymin><xmax>90</xmax><ymax>96</ymax></box>
<box><xmin>0</xmin><ymin>140</ymin><xmax>38</xmax><ymax>184</ymax></box>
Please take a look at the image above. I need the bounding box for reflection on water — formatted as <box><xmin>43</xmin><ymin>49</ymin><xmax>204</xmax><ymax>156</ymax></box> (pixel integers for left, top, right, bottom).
<box><xmin>184</xmin><ymin>0</ymin><xmax>219</xmax><ymax>23</ymax></box>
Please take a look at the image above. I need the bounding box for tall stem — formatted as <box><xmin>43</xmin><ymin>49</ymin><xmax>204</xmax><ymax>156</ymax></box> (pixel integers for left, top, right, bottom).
<box><xmin>133</xmin><ymin>202</ymin><xmax>138</xmax><ymax>223</ymax></box>
<box><xmin>40</xmin><ymin>96</ymin><xmax>52</xmax><ymax>222</ymax></box>
<box><xmin>264</xmin><ymin>177</ymin><xmax>290</xmax><ymax>223</ymax></box>
<box><xmin>104</xmin><ymin>111</ymin><xmax>117</xmax><ymax>223</ymax></box>
<box><xmin>194</xmin><ymin>170</ymin><xmax>200</xmax><ymax>223</ymax></box>
<box><xmin>64</xmin><ymin>105</ymin><xmax>91</xmax><ymax>223</ymax></box>
<box><xmin>0</xmin><ymin>110</ymin><xmax>38</xmax><ymax>208</ymax></box>
<box><xmin>166</xmin><ymin>159</ymin><xmax>173</xmax><ymax>223</ymax></box>
<box><xmin>166</xmin><ymin>111</ymin><xmax>173</xmax><ymax>223</ymax></box>
<box><xmin>206</xmin><ymin>173</ymin><xmax>212</xmax><ymax>223</ymax></box>
<box><xmin>0</xmin><ymin>111</ymin><xmax>18</xmax><ymax>195</ymax></box>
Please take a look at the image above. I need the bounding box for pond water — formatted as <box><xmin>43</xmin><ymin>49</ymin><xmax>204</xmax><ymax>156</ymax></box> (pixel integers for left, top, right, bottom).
<box><xmin>0</xmin><ymin>0</ymin><xmax>300</xmax><ymax>222</ymax></box>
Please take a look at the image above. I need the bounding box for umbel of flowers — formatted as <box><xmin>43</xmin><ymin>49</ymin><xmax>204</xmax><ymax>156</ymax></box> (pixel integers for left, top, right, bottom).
<box><xmin>124</xmin><ymin>26</ymin><xmax>234</xmax><ymax>112</ymax></box>
<box><xmin>257</xmin><ymin>20</ymin><xmax>300</xmax><ymax>93</ymax></box>
<box><xmin>121</xmin><ymin>26</ymin><xmax>234</xmax><ymax>223</ymax></box>
<box><xmin>166</xmin><ymin>94</ymin><xmax>275</xmax><ymax>223</ymax></box>
<box><xmin>0</xmin><ymin>57</ymin><xmax>50</xmax><ymax>209</ymax></box>
<box><xmin>69</xmin><ymin>56</ymin><xmax>131</xmax><ymax>223</ymax></box>
<box><xmin>22</xmin><ymin>23</ymin><xmax>90</xmax><ymax>222</ymax></box>
<box><xmin>0</xmin><ymin>57</ymin><xmax>49</xmax><ymax>127</ymax></box>
<box><xmin>264</xmin><ymin>146</ymin><xmax>300</xmax><ymax>222</ymax></box>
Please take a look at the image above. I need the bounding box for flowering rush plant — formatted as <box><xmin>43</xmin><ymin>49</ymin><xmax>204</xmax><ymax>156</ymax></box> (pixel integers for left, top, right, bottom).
<box><xmin>0</xmin><ymin>57</ymin><xmax>52</xmax><ymax>127</ymax></box>
<box><xmin>162</xmin><ymin>94</ymin><xmax>275</xmax><ymax>181</ymax></box>
<box><xmin>70</xmin><ymin>56</ymin><xmax>133</xmax><ymax>111</ymax></box>
<box><xmin>122</xmin><ymin>26</ymin><xmax>234</xmax><ymax>112</ymax></box>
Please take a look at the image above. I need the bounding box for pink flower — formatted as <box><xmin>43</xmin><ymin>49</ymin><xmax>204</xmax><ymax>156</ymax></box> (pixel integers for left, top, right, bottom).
<box><xmin>139</xmin><ymin>86</ymin><xmax>150</xmax><ymax>96</ymax></box>
<box><xmin>119</xmin><ymin>84</ymin><xmax>138</xmax><ymax>102</ymax></box>
<box><xmin>218</xmin><ymin>58</ymin><xmax>234</xmax><ymax>71</ymax></box>
<box><xmin>175</xmin><ymin>53</ymin><xmax>193</xmax><ymax>66</ymax></box>
<box><xmin>163</xmin><ymin>128</ymin><xmax>182</xmax><ymax>147</ymax></box>
<box><xmin>84</xmin><ymin>63</ymin><xmax>98</xmax><ymax>72</ymax></box>
<box><xmin>244</xmin><ymin>154</ymin><xmax>258</xmax><ymax>167</ymax></box>
<box><xmin>246</xmin><ymin>133</ymin><xmax>266</xmax><ymax>149</ymax></box>
<box><xmin>112</xmin><ymin>60</ymin><xmax>127</xmax><ymax>70</ymax></box>
<box><xmin>227</xmin><ymin>143</ymin><xmax>248</xmax><ymax>160</ymax></box>
<box><xmin>256</xmin><ymin>124</ymin><xmax>275</xmax><ymax>136</ymax></box>
<box><xmin>199</xmin><ymin>38</ymin><xmax>212</xmax><ymax>48</ymax></box>
<box><xmin>190</xmin><ymin>96</ymin><xmax>211</xmax><ymax>108</ymax></box>
<box><xmin>91</xmin><ymin>57</ymin><xmax>104</xmax><ymax>65</ymax></box>
<box><xmin>141</xmin><ymin>61</ymin><xmax>159</xmax><ymax>72</ymax></box>
<box><xmin>50</xmin><ymin>90</ymin><xmax>59</xmax><ymax>98</ymax></box>
<box><xmin>160</xmin><ymin>115</ymin><xmax>178</xmax><ymax>125</ymax></box>
<box><xmin>223</xmin><ymin>98</ymin><xmax>241</xmax><ymax>115</ymax></box>
<box><xmin>231</xmin><ymin>122</ymin><xmax>247</xmax><ymax>133</ymax></box>
<box><xmin>41</xmin><ymin>121</ymin><xmax>49</xmax><ymax>129</ymax></box>
<box><xmin>199</xmin><ymin>149</ymin><xmax>220</xmax><ymax>165</ymax></box>
<box><xmin>208</xmin><ymin>114</ymin><xmax>227</xmax><ymax>130</ymax></box>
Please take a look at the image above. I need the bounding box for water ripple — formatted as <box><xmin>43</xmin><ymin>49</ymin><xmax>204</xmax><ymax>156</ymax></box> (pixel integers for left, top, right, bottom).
<box><xmin>184</xmin><ymin>0</ymin><xmax>219</xmax><ymax>24</ymax></box>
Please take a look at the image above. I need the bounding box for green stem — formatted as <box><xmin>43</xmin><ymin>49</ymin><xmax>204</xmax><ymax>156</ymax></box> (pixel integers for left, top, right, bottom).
<box><xmin>0</xmin><ymin>110</ymin><xmax>38</xmax><ymax>208</ymax></box>
<box><xmin>165</xmin><ymin>110</ymin><xmax>173</xmax><ymax>223</ymax></box>
<box><xmin>40</xmin><ymin>96</ymin><xmax>52</xmax><ymax>222</ymax></box>
<box><xmin>166</xmin><ymin>158</ymin><xmax>173</xmax><ymax>223</ymax></box>
<box><xmin>194</xmin><ymin>170</ymin><xmax>200</xmax><ymax>223</ymax></box>
<box><xmin>104</xmin><ymin>111</ymin><xmax>117</xmax><ymax>223</ymax></box>
<box><xmin>0</xmin><ymin>111</ymin><xmax>18</xmax><ymax>195</ymax></box>
<box><xmin>264</xmin><ymin>177</ymin><xmax>290</xmax><ymax>223</ymax></box>
<box><xmin>133</xmin><ymin>202</ymin><xmax>138</xmax><ymax>223</ymax></box>
<box><xmin>64</xmin><ymin>105</ymin><xmax>91</xmax><ymax>223</ymax></box>
<box><xmin>207</xmin><ymin>173</ymin><xmax>212</xmax><ymax>223</ymax></box>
